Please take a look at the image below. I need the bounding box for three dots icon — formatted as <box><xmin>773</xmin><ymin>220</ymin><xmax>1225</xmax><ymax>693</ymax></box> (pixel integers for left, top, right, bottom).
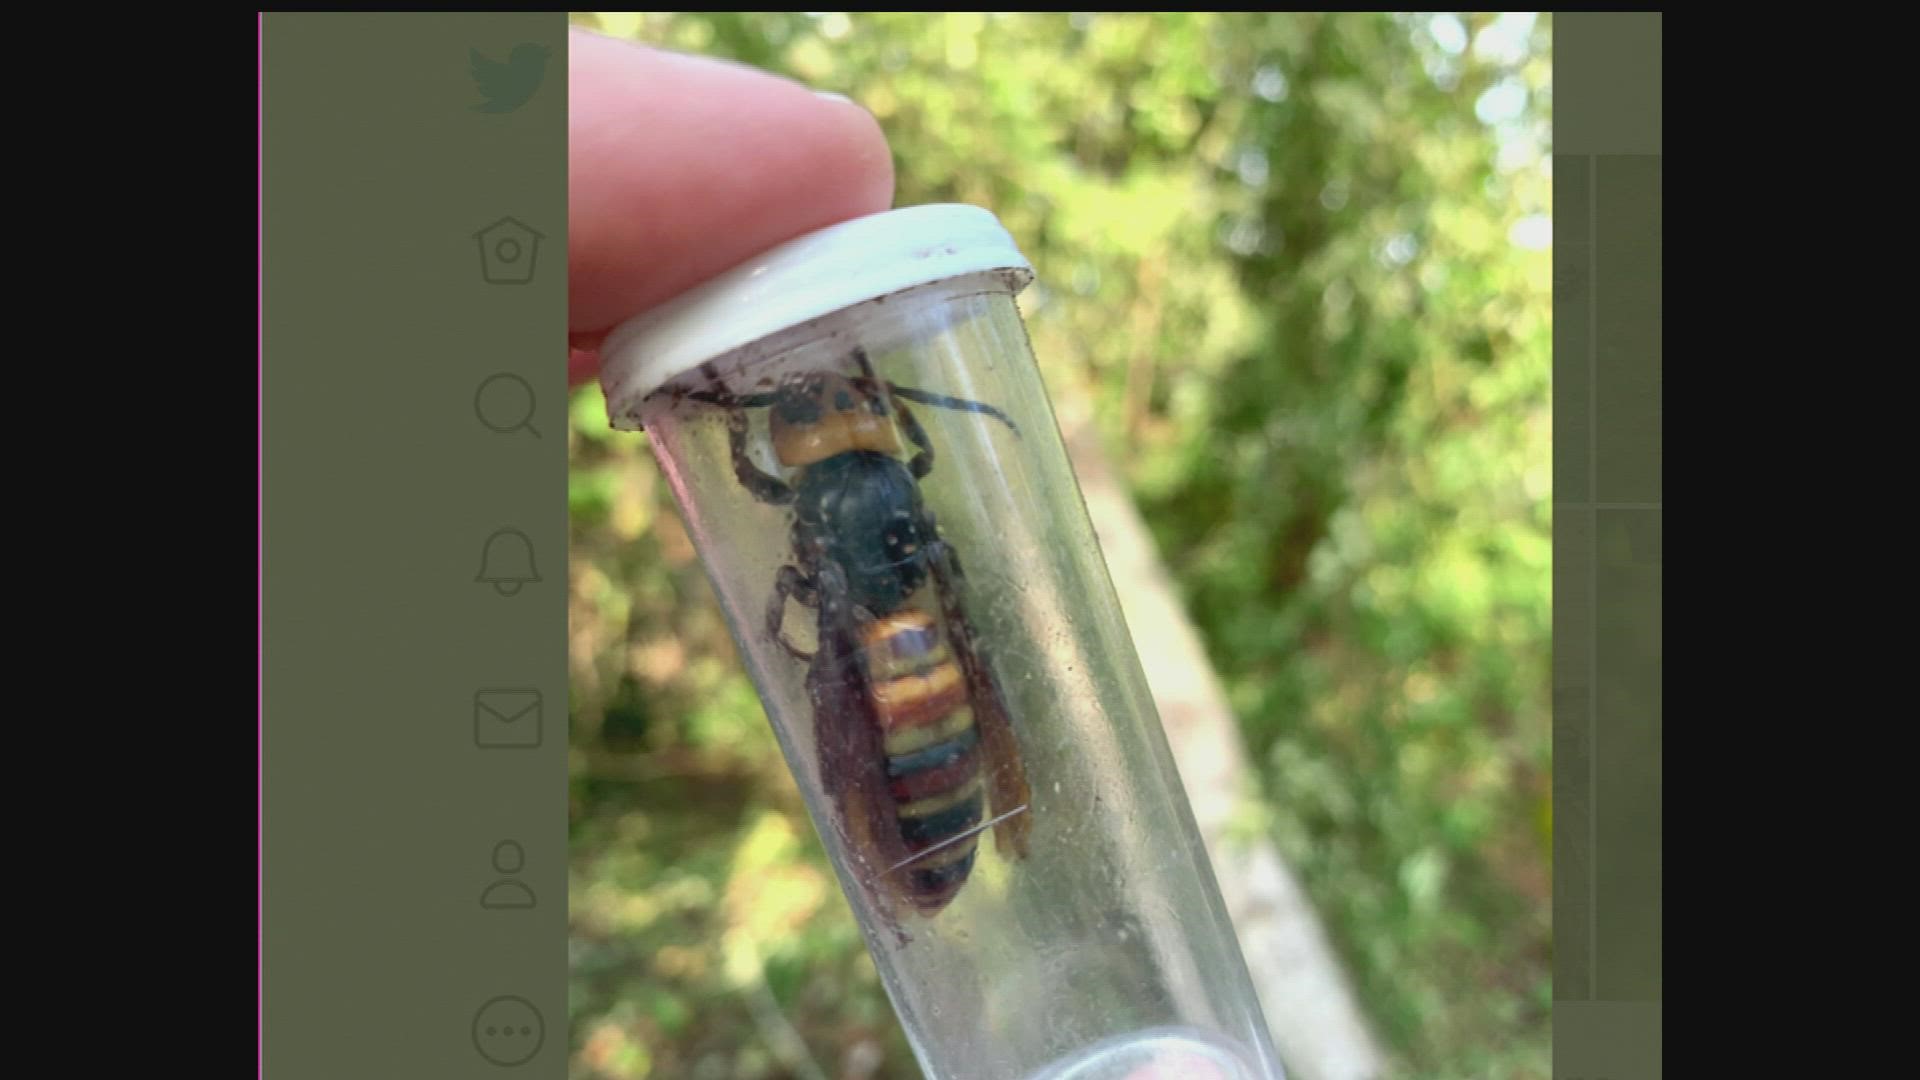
<box><xmin>472</xmin><ymin>995</ymin><xmax>545</xmax><ymax>1066</ymax></box>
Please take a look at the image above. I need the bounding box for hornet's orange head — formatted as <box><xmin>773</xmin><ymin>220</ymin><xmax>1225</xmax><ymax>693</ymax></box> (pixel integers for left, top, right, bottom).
<box><xmin>767</xmin><ymin>371</ymin><xmax>901</xmax><ymax>468</ymax></box>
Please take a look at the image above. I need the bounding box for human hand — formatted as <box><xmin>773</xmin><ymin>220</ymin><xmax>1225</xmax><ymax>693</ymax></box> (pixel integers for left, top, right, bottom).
<box><xmin>567</xmin><ymin>28</ymin><xmax>895</xmax><ymax>388</ymax></box>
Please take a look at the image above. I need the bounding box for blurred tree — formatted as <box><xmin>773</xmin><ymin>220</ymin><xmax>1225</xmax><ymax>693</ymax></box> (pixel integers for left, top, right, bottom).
<box><xmin>567</xmin><ymin>12</ymin><xmax>1551</xmax><ymax>1080</ymax></box>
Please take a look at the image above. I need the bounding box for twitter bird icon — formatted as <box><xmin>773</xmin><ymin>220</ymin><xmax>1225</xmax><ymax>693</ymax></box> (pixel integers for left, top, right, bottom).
<box><xmin>470</xmin><ymin>43</ymin><xmax>549</xmax><ymax>114</ymax></box>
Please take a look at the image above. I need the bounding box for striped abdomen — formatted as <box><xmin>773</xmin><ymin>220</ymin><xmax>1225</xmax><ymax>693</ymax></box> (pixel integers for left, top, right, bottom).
<box><xmin>863</xmin><ymin>606</ymin><xmax>984</xmax><ymax>912</ymax></box>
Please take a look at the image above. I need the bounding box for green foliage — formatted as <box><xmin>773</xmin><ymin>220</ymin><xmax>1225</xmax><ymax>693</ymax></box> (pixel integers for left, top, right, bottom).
<box><xmin>567</xmin><ymin>12</ymin><xmax>1551</xmax><ymax>1080</ymax></box>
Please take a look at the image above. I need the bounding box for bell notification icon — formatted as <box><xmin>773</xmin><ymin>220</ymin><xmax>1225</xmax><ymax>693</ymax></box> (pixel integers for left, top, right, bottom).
<box><xmin>475</xmin><ymin>528</ymin><xmax>541</xmax><ymax>596</ymax></box>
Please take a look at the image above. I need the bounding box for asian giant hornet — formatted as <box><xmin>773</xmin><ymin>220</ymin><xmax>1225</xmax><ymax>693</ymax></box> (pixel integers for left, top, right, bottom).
<box><xmin>685</xmin><ymin>347</ymin><xmax>1034</xmax><ymax>928</ymax></box>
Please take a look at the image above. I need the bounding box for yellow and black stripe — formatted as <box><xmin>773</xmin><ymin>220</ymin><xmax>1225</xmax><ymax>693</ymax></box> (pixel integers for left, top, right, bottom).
<box><xmin>863</xmin><ymin>607</ymin><xmax>985</xmax><ymax>909</ymax></box>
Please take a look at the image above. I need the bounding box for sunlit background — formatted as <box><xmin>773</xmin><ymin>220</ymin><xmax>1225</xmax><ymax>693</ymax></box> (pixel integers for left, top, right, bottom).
<box><xmin>566</xmin><ymin>12</ymin><xmax>1552</xmax><ymax>1080</ymax></box>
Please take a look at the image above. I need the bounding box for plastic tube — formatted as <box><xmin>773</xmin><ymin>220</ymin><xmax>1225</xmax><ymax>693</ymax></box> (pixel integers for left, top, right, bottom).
<box><xmin>601</xmin><ymin>206</ymin><xmax>1285</xmax><ymax>1080</ymax></box>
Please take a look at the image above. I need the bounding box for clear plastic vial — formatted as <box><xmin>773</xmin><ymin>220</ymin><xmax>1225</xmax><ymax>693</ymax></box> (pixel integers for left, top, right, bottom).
<box><xmin>600</xmin><ymin>205</ymin><xmax>1286</xmax><ymax>1080</ymax></box>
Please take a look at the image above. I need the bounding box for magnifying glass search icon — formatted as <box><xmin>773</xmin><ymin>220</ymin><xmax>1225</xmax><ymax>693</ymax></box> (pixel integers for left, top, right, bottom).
<box><xmin>476</xmin><ymin>373</ymin><xmax>540</xmax><ymax>438</ymax></box>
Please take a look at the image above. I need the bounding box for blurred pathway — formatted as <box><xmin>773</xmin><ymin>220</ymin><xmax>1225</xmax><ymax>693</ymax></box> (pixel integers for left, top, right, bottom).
<box><xmin>1064</xmin><ymin>421</ymin><xmax>1388</xmax><ymax>1080</ymax></box>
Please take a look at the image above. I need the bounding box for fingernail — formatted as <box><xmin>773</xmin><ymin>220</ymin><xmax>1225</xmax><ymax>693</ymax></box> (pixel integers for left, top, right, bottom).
<box><xmin>814</xmin><ymin>90</ymin><xmax>860</xmax><ymax>109</ymax></box>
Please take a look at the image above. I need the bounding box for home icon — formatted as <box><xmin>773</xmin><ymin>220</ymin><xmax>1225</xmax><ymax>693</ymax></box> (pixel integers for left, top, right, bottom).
<box><xmin>474</xmin><ymin>216</ymin><xmax>543</xmax><ymax>285</ymax></box>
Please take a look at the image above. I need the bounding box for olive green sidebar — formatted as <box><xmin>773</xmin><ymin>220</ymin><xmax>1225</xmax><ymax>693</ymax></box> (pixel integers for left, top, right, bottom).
<box><xmin>1553</xmin><ymin>12</ymin><xmax>1663</xmax><ymax>1080</ymax></box>
<box><xmin>263</xmin><ymin>14</ymin><xmax>566</xmax><ymax>1079</ymax></box>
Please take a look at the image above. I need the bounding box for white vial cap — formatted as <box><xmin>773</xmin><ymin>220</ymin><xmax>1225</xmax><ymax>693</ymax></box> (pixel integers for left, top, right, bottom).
<box><xmin>598</xmin><ymin>203</ymin><xmax>1034</xmax><ymax>429</ymax></box>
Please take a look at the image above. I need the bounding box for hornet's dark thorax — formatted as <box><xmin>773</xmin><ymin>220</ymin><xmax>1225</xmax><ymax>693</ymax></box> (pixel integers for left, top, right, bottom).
<box><xmin>792</xmin><ymin>450</ymin><xmax>934</xmax><ymax>616</ymax></box>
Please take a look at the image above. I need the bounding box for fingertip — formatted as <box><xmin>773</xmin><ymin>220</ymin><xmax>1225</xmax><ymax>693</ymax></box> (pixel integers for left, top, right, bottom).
<box><xmin>811</xmin><ymin>89</ymin><xmax>897</xmax><ymax>214</ymax></box>
<box><xmin>568</xmin><ymin>345</ymin><xmax>601</xmax><ymax>390</ymax></box>
<box><xmin>567</xmin><ymin>34</ymin><xmax>899</xmax><ymax>335</ymax></box>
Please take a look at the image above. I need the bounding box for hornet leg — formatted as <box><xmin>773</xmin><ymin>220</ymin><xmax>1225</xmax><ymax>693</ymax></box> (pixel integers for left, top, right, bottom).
<box><xmin>766</xmin><ymin>565</ymin><xmax>819</xmax><ymax>662</ymax></box>
<box><xmin>727</xmin><ymin>407</ymin><xmax>795</xmax><ymax>506</ymax></box>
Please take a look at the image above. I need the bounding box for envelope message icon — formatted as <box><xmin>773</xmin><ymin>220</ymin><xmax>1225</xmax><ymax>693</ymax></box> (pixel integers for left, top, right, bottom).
<box><xmin>474</xmin><ymin>688</ymin><xmax>543</xmax><ymax>749</ymax></box>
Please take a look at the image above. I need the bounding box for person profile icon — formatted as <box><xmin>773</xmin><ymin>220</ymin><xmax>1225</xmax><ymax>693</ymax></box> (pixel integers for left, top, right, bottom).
<box><xmin>480</xmin><ymin>840</ymin><xmax>536</xmax><ymax>910</ymax></box>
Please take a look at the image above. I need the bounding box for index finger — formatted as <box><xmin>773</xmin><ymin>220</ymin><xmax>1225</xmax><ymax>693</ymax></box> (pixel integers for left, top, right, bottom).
<box><xmin>568</xmin><ymin>30</ymin><xmax>896</xmax><ymax>385</ymax></box>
